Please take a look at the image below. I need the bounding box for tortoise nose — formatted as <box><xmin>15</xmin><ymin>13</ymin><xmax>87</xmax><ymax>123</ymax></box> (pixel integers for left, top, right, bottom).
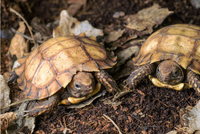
<box><xmin>160</xmin><ymin>76</ymin><xmax>170</xmax><ymax>83</ymax></box>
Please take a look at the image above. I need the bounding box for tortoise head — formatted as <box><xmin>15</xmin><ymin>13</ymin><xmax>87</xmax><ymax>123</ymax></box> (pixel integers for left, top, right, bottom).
<box><xmin>156</xmin><ymin>60</ymin><xmax>184</xmax><ymax>85</ymax></box>
<box><xmin>68</xmin><ymin>72</ymin><xmax>95</xmax><ymax>98</ymax></box>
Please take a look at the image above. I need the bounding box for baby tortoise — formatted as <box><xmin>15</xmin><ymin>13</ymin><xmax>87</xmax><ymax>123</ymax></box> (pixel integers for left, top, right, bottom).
<box><xmin>9</xmin><ymin>33</ymin><xmax>119</xmax><ymax>116</ymax></box>
<box><xmin>127</xmin><ymin>24</ymin><xmax>200</xmax><ymax>96</ymax></box>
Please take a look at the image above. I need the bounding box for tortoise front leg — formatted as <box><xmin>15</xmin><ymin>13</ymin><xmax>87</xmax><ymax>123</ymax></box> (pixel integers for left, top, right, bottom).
<box><xmin>187</xmin><ymin>71</ymin><xmax>200</xmax><ymax>96</ymax></box>
<box><xmin>127</xmin><ymin>64</ymin><xmax>155</xmax><ymax>89</ymax></box>
<box><xmin>95</xmin><ymin>70</ymin><xmax>119</xmax><ymax>92</ymax></box>
<box><xmin>25</xmin><ymin>94</ymin><xmax>60</xmax><ymax>117</ymax></box>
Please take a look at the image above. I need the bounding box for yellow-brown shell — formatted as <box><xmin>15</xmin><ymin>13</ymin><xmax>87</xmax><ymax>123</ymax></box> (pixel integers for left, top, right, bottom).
<box><xmin>15</xmin><ymin>34</ymin><xmax>117</xmax><ymax>99</ymax></box>
<box><xmin>134</xmin><ymin>24</ymin><xmax>200</xmax><ymax>75</ymax></box>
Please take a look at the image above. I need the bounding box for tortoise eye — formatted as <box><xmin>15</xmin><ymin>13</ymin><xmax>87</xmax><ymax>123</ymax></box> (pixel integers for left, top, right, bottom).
<box><xmin>173</xmin><ymin>71</ymin><xmax>178</xmax><ymax>77</ymax></box>
<box><xmin>157</xmin><ymin>68</ymin><xmax>160</xmax><ymax>73</ymax></box>
<box><xmin>75</xmin><ymin>84</ymin><xmax>81</xmax><ymax>89</ymax></box>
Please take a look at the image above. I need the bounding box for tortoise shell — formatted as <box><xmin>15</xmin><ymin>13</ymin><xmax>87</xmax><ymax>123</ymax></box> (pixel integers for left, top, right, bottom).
<box><xmin>134</xmin><ymin>24</ymin><xmax>200</xmax><ymax>75</ymax></box>
<box><xmin>15</xmin><ymin>34</ymin><xmax>116</xmax><ymax>100</ymax></box>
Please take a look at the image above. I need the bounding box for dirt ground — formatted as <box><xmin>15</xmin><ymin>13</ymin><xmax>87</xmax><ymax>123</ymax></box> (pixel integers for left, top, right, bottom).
<box><xmin>1</xmin><ymin>0</ymin><xmax>200</xmax><ymax>133</ymax></box>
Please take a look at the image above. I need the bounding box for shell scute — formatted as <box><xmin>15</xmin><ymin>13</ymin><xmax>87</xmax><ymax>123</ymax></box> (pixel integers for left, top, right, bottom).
<box><xmin>47</xmin><ymin>80</ymin><xmax>62</xmax><ymax>98</ymax></box>
<box><xmin>162</xmin><ymin>26</ymin><xmax>200</xmax><ymax>39</ymax></box>
<box><xmin>134</xmin><ymin>24</ymin><xmax>200</xmax><ymax>74</ymax></box>
<box><xmin>32</xmin><ymin>60</ymin><xmax>55</xmax><ymax>88</ymax></box>
<box><xmin>25</xmin><ymin>48</ymin><xmax>39</xmax><ymax>69</ymax></box>
<box><xmin>82</xmin><ymin>61</ymin><xmax>99</xmax><ymax>72</ymax></box>
<box><xmin>192</xmin><ymin>40</ymin><xmax>200</xmax><ymax>60</ymax></box>
<box><xmin>25</xmin><ymin>53</ymin><xmax>42</xmax><ymax>81</ymax></box>
<box><xmin>55</xmin><ymin>72</ymin><xmax>73</xmax><ymax>88</ymax></box>
<box><xmin>39</xmin><ymin>36</ymin><xmax>73</xmax><ymax>52</ymax></box>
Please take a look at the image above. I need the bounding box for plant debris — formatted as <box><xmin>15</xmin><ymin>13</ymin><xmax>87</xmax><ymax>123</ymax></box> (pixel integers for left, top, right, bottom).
<box><xmin>1</xmin><ymin>0</ymin><xmax>200</xmax><ymax>133</ymax></box>
<box><xmin>53</xmin><ymin>10</ymin><xmax>103</xmax><ymax>38</ymax></box>
<box><xmin>124</xmin><ymin>4</ymin><xmax>174</xmax><ymax>35</ymax></box>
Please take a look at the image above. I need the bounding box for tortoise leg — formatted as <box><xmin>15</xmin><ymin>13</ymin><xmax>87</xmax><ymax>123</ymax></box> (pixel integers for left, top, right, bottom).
<box><xmin>127</xmin><ymin>64</ymin><xmax>155</xmax><ymax>89</ymax></box>
<box><xmin>25</xmin><ymin>94</ymin><xmax>60</xmax><ymax>117</ymax></box>
<box><xmin>95</xmin><ymin>70</ymin><xmax>119</xmax><ymax>92</ymax></box>
<box><xmin>187</xmin><ymin>71</ymin><xmax>200</xmax><ymax>96</ymax></box>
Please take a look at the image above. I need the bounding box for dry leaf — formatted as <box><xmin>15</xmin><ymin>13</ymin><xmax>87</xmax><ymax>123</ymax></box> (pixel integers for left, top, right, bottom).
<box><xmin>116</xmin><ymin>45</ymin><xmax>139</xmax><ymax>67</ymax></box>
<box><xmin>67</xmin><ymin>90</ymin><xmax>106</xmax><ymax>109</ymax></box>
<box><xmin>53</xmin><ymin>10</ymin><xmax>103</xmax><ymax>38</ymax></box>
<box><xmin>8</xmin><ymin>21</ymin><xmax>28</xmax><ymax>59</ymax></box>
<box><xmin>105</xmin><ymin>29</ymin><xmax>125</xmax><ymax>43</ymax></box>
<box><xmin>124</xmin><ymin>4</ymin><xmax>173</xmax><ymax>34</ymax></box>
<box><xmin>0</xmin><ymin>112</ymin><xmax>17</xmax><ymax>132</ymax></box>
<box><xmin>166</xmin><ymin>130</ymin><xmax>178</xmax><ymax>134</ymax></box>
<box><xmin>6</xmin><ymin>102</ymin><xmax>36</xmax><ymax>134</ymax></box>
<box><xmin>0</xmin><ymin>75</ymin><xmax>11</xmax><ymax>113</ymax></box>
<box><xmin>180</xmin><ymin>100</ymin><xmax>200</xmax><ymax>133</ymax></box>
<box><xmin>190</xmin><ymin>0</ymin><xmax>200</xmax><ymax>9</ymax></box>
<box><xmin>114</xmin><ymin>59</ymin><xmax>134</xmax><ymax>81</ymax></box>
<box><xmin>7</xmin><ymin>21</ymin><xmax>28</xmax><ymax>71</ymax></box>
<box><xmin>67</xmin><ymin>4</ymin><xmax>83</xmax><ymax>16</ymax></box>
<box><xmin>67</xmin><ymin>0</ymin><xmax>87</xmax><ymax>16</ymax></box>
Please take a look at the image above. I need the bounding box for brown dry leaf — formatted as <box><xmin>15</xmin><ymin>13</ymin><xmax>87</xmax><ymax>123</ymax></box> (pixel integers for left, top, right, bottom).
<box><xmin>7</xmin><ymin>21</ymin><xmax>28</xmax><ymax>70</ymax></box>
<box><xmin>105</xmin><ymin>29</ymin><xmax>125</xmax><ymax>43</ymax></box>
<box><xmin>124</xmin><ymin>4</ymin><xmax>173</xmax><ymax>34</ymax></box>
<box><xmin>67</xmin><ymin>0</ymin><xmax>87</xmax><ymax>16</ymax></box>
<box><xmin>8</xmin><ymin>21</ymin><xmax>28</xmax><ymax>59</ymax></box>
<box><xmin>35</xmin><ymin>130</ymin><xmax>45</xmax><ymax>134</ymax></box>
<box><xmin>0</xmin><ymin>112</ymin><xmax>17</xmax><ymax>132</ymax></box>
<box><xmin>53</xmin><ymin>10</ymin><xmax>103</xmax><ymax>38</ymax></box>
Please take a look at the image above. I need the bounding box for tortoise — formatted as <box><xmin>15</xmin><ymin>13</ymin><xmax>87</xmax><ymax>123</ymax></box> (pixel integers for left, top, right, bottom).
<box><xmin>9</xmin><ymin>33</ymin><xmax>119</xmax><ymax>116</ymax></box>
<box><xmin>127</xmin><ymin>24</ymin><xmax>200</xmax><ymax>96</ymax></box>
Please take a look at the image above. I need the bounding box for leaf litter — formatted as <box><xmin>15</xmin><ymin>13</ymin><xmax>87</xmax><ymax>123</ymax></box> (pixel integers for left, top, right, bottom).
<box><xmin>1</xmin><ymin>1</ymin><xmax>200</xmax><ymax>133</ymax></box>
<box><xmin>124</xmin><ymin>3</ymin><xmax>174</xmax><ymax>35</ymax></box>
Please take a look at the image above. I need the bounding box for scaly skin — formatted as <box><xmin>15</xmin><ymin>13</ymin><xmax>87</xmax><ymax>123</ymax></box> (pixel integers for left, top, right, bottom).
<box><xmin>187</xmin><ymin>71</ymin><xmax>200</xmax><ymax>96</ymax></box>
<box><xmin>127</xmin><ymin>64</ymin><xmax>155</xmax><ymax>89</ymax></box>
<box><xmin>25</xmin><ymin>94</ymin><xmax>60</xmax><ymax>117</ymax></box>
<box><xmin>95</xmin><ymin>70</ymin><xmax>119</xmax><ymax>92</ymax></box>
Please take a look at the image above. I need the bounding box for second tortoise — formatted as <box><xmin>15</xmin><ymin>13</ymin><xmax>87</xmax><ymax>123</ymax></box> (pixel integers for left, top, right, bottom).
<box><xmin>127</xmin><ymin>24</ymin><xmax>200</xmax><ymax>96</ymax></box>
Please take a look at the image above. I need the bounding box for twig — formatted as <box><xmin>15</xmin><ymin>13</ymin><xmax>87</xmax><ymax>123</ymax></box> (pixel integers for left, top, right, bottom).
<box><xmin>155</xmin><ymin>98</ymin><xmax>174</xmax><ymax>108</ymax></box>
<box><xmin>9</xmin><ymin>8</ymin><xmax>38</xmax><ymax>47</ymax></box>
<box><xmin>103</xmin><ymin>114</ymin><xmax>122</xmax><ymax>134</ymax></box>
<box><xmin>16</xmin><ymin>31</ymin><xmax>44</xmax><ymax>44</ymax></box>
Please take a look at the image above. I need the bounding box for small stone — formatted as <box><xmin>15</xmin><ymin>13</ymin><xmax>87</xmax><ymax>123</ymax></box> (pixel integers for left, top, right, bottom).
<box><xmin>113</xmin><ymin>11</ymin><xmax>125</xmax><ymax>18</ymax></box>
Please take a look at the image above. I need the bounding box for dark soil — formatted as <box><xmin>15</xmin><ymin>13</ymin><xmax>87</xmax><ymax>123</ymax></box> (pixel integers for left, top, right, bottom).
<box><xmin>1</xmin><ymin>0</ymin><xmax>200</xmax><ymax>133</ymax></box>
